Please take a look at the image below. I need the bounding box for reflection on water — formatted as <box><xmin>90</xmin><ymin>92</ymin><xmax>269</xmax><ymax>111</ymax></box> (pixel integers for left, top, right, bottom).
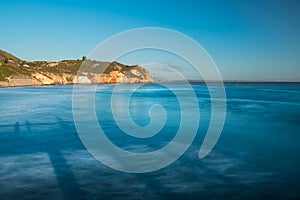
<box><xmin>0</xmin><ymin>83</ymin><xmax>300</xmax><ymax>200</ymax></box>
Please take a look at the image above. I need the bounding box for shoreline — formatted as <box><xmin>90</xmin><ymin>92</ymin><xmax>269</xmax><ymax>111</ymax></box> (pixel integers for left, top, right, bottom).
<box><xmin>1</xmin><ymin>81</ymin><xmax>300</xmax><ymax>89</ymax></box>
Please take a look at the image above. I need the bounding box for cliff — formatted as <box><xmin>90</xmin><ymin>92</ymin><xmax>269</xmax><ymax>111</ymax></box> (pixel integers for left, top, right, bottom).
<box><xmin>0</xmin><ymin>50</ymin><xmax>153</xmax><ymax>87</ymax></box>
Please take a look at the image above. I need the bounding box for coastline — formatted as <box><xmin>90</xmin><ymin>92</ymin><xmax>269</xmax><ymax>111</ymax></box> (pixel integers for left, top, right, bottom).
<box><xmin>1</xmin><ymin>80</ymin><xmax>300</xmax><ymax>89</ymax></box>
<box><xmin>0</xmin><ymin>81</ymin><xmax>153</xmax><ymax>89</ymax></box>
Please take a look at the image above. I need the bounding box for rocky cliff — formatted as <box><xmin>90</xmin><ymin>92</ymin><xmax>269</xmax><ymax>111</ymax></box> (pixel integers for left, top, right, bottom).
<box><xmin>0</xmin><ymin>50</ymin><xmax>153</xmax><ymax>87</ymax></box>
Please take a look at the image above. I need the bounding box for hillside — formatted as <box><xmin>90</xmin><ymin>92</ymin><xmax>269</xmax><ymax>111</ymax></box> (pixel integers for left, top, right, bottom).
<box><xmin>0</xmin><ymin>50</ymin><xmax>22</xmax><ymax>62</ymax></box>
<box><xmin>0</xmin><ymin>50</ymin><xmax>153</xmax><ymax>87</ymax></box>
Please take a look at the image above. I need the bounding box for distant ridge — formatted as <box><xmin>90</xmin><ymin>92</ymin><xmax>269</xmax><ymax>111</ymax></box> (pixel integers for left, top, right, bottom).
<box><xmin>0</xmin><ymin>50</ymin><xmax>21</xmax><ymax>62</ymax></box>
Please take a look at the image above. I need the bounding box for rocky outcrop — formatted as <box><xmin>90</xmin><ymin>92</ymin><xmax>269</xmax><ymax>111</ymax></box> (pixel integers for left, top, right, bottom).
<box><xmin>93</xmin><ymin>64</ymin><xmax>153</xmax><ymax>84</ymax></box>
<box><xmin>0</xmin><ymin>50</ymin><xmax>153</xmax><ymax>87</ymax></box>
<box><xmin>32</xmin><ymin>73</ymin><xmax>75</xmax><ymax>85</ymax></box>
<box><xmin>75</xmin><ymin>65</ymin><xmax>153</xmax><ymax>84</ymax></box>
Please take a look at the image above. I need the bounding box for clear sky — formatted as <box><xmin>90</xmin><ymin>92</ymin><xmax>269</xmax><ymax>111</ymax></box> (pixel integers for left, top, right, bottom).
<box><xmin>0</xmin><ymin>0</ymin><xmax>299</xmax><ymax>80</ymax></box>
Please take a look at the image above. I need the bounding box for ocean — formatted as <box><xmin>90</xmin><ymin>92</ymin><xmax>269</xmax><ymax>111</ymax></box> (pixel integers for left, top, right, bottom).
<box><xmin>0</xmin><ymin>82</ymin><xmax>300</xmax><ymax>200</ymax></box>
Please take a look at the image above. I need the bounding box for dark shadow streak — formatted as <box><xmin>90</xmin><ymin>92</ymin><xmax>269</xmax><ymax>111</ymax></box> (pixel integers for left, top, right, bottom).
<box><xmin>14</xmin><ymin>122</ymin><xmax>20</xmax><ymax>136</ymax></box>
<box><xmin>25</xmin><ymin>120</ymin><xmax>31</xmax><ymax>132</ymax></box>
<box><xmin>48</xmin><ymin>151</ymin><xmax>86</xmax><ymax>200</ymax></box>
<box><xmin>10</xmin><ymin>119</ymin><xmax>86</xmax><ymax>200</ymax></box>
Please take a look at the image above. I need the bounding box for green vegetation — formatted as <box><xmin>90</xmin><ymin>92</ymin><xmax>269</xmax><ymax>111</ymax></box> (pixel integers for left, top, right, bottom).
<box><xmin>0</xmin><ymin>49</ymin><xmax>141</xmax><ymax>82</ymax></box>
<box><xmin>0</xmin><ymin>62</ymin><xmax>32</xmax><ymax>81</ymax></box>
<box><xmin>0</xmin><ymin>64</ymin><xmax>14</xmax><ymax>81</ymax></box>
<box><xmin>0</xmin><ymin>60</ymin><xmax>83</xmax><ymax>81</ymax></box>
<box><xmin>0</xmin><ymin>50</ymin><xmax>21</xmax><ymax>62</ymax></box>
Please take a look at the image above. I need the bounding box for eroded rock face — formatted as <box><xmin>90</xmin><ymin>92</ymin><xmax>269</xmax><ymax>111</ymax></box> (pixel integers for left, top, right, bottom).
<box><xmin>76</xmin><ymin>62</ymin><xmax>153</xmax><ymax>84</ymax></box>
<box><xmin>0</xmin><ymin>81</ymin><xmax>9</xmax><ymax>87</ymax></box>
<box><xmin>98</xmin><ymin>66</ymin><xmax>153</xmax><ymax>84</ymax></box>
<box><xmin>0</xmin><ymin>61</ymin><xmax>153</xmax><ymax>87</ymax></box>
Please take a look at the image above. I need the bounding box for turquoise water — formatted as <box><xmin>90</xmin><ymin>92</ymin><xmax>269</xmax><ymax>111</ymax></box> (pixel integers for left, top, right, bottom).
<box><xmin>0</xmin><ymin>83</ymin><xmax>300</xmax><ymax>199</ymax></box>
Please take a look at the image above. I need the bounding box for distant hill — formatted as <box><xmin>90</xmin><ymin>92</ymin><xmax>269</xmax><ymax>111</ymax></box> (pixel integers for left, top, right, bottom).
<box><xmin>0</xmin><ymin>50</ymin><xmax>22</xmax><ymax>62</ymax></box>
<box><xmin>0</xmin><ymin>50</ymin><xmax>153</xmax><ymax>87</ymax></box>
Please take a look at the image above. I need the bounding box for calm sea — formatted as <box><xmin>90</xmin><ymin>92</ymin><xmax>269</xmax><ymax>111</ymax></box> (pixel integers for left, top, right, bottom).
<box><xmin>0</xmin><ymin>82</ymin><xmax>300</xmax><ymax>200</ymax></box>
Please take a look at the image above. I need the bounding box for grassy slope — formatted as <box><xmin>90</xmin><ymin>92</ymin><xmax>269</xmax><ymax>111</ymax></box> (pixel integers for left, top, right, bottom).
<box><xmin>0</xmin><ymin>50</ymin><xmax>142</xmax><ymax>82</ymax></box>
<box><xmin>0</xmin><ymin>60</ymin><xmax>139</xmax><ymax>82</ymax></box>
<box><xmin>0</xmin><ymin>60</ymin><xmax>83</xmax><ymax>81</ymax></box>
<box><xmin>0</xmin><ymin>50</ymin><xmax>21</xmax><ymax>62</ymax></box>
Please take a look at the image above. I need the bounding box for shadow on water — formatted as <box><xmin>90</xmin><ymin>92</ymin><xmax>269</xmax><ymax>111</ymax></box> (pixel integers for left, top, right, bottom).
<box><xmin>14</xmin><ymin>122</ymin><xmax>20</xmax><ymax>136</ymax></box>
<box><xmin>3</xmin><ymin>118</ymin><xmax>87</xmax><ymax>200</ymax></box>
<box><xmin>25</xmin><ymin>120</ymin><xmax>31</xmax><ymax>132</ymax></box>
<box><xmin>48</xmin><ymin>151</ymin><xmax>86</xmax><ymax>200</ymax></box>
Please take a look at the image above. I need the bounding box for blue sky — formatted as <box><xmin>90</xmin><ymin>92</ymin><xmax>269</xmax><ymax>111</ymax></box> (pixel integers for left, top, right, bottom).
<box><xmin>0</xmin><ymin>0</ymin><xmax>299</xmax><ymax>80</ymax></box>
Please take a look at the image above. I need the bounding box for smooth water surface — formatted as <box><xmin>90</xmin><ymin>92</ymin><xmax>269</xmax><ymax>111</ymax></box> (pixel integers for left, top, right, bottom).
<box><xmin>0</xmin><ymin>83</ymin><xmax>300</xmax><ymax>200</ymax></box>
